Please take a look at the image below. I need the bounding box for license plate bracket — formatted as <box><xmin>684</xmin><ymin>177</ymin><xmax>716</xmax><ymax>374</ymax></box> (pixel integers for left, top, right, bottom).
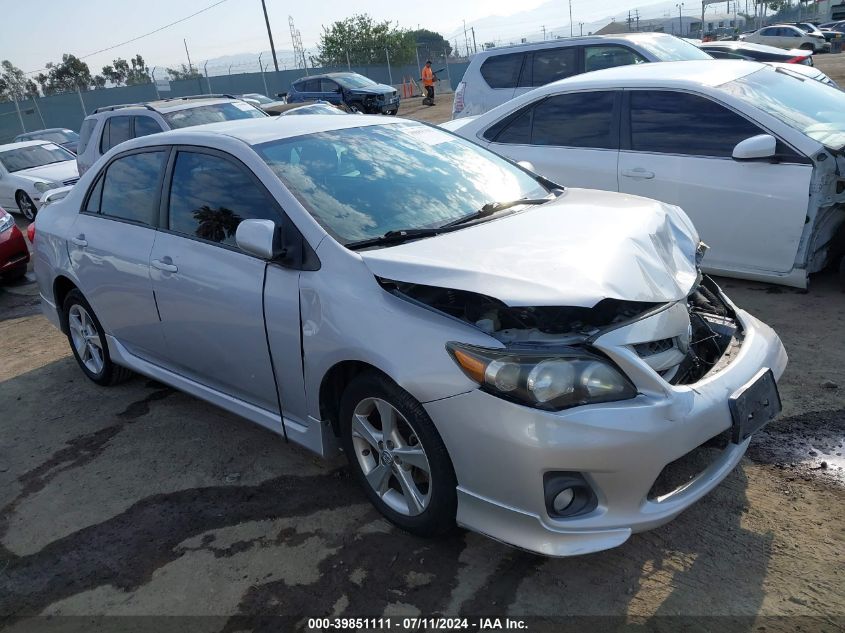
<box><xmin>729</xmin><ymin>368</ymin><xmax>781</xmax><ymax>444</ymax></box>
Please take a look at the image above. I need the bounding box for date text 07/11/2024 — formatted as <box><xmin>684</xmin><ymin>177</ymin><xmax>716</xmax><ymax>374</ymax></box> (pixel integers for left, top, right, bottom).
<box><xmin>307</xmin><ymin>617</ymin><xmax>529</xmax><ymax>631</ymax></box>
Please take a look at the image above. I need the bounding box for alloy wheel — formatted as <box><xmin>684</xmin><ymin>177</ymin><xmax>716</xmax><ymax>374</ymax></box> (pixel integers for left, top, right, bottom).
<box><xmin>17</xmin><ymin>194</ymin><xmax>35</xmax><ymax>221</ymax></box>
<box><xmin>351</xmin><ymin>397</ymin><xmax>432</xmax><ymax>516</ymax></box>
<box><xmin>68</xmin><ymin>304</ymin><xmax>104</xmax><ymax>375</ymax></box>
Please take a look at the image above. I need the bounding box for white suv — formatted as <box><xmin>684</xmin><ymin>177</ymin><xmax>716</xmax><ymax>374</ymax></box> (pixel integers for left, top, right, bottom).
<box><xmin>452</xmin><ymin>33</ymin><xmax>713</xmax><ymax>119</ymax></box>
<box><xmin>76</xmin><ymin>95</ymin><xmax>267</xmax><ymax>175</ymax></box>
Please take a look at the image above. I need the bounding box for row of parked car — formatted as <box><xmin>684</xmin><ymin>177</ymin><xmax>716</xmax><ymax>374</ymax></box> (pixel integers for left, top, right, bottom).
<box><xmin>4</xmin><ymin>32</ymin><xmax>840</xmax><ymax>558</ymax></box>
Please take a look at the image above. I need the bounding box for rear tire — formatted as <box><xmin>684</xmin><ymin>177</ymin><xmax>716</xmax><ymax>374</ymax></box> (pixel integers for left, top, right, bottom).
<box><xmin>339</xmin><ymin>371</ymin><xmax>457</xmax><ymax>537</ymax></box>
<box><xmin>63</xmin><ymin>289</ymin><xmax>133</xmax><ymax>386</ymax></box>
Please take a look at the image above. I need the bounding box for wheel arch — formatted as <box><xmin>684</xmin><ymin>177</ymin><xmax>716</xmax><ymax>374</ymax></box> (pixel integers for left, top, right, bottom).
<box><xmin>319</xmin><ymin>360</ymin><xmax>394</xmax><ymax>437</ymax></box>
<box><xmin>53</xmin><ymin>275</ymin><xmax>79</xmax><ymax>333</ymax></box>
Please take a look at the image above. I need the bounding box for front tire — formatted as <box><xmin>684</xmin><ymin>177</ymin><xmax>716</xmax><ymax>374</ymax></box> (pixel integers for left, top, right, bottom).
<box><xmin>16</xmin><ymin>191</ymin><xmax>37</xmax><ymax>221</ymax></box>
<box><xmin>340</xmin><ymin>372</ymin><xmax>457</xmax><ymax>537</ymax></box>
<box><xmin>63</xmin><ymin>289</ymin><xmax>133</xmax><ymax>386</ymax></box>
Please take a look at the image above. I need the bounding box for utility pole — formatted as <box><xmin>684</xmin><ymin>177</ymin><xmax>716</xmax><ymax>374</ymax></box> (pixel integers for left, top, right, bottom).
<box><xmin>184</xmin><ymin>39</ymin><xmax>194</xmax><ymax>72</ymax></box>
<box><xmin>260</xmin><ymin>0</ymin><xmax>280</xmax><ymax>73</ymax></box>
<box><xmin>677</xmin><ymin>3</ymin><xmax>684</xmax><ymax>35</ymax></box>
<box><xmin>463</xmin><ymin>20</ymin><xmax>470</xmax><ymax>57</ymax></box>
<box><xmin>471</xmin><ymin>27</ymin><xmax>477</xmax><ymax>52</ymax></box>
<box><xmin>542</xmin><ymin>25</ymin><xmax>547</xmax><ymax>40</ymax></box>
<box><xmin>569</xmin><ymin>0</ymin><xmax>574</xmax><ymax>36</ymax></box>
<box><xmin>579</xmin><ymin>22</ymin><xmax>584</xmax><ymax>35</ymax></box>
<box><xmin>635</xmin><ymin>9</ymin><xmax>640</xmax><ymax>30</ymax></box>
<box><xmin>628</xmin><ymin>10</ymin><xmax>632</xmax><ymax>31</ymax></box>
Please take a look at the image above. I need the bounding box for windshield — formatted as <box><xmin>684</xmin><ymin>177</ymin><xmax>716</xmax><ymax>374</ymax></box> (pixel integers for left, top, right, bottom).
<box><xmin>636</xmin><ymin>35</ymin><xmax>713</xmax><ymax>61</ymax></box>
<box><xmin>245</xmin><ymin>94</ymin><xmax>275</xmax><ymax>104</ymax></box>
<box><xmin>255</xmin><ymin>122</ymin><xmax>548</xmax><ymax>245</ymax></box>
<box><xmin>18</xmin><ymin>130</ymin><xmax>79</xmax><ymax>144</ymax></box>
<box><xmin>0</xmin><ymin>143</ymin><xmax>75</xmax><ymax>172</ymax></box>
<box><xmin>163</xmin><ymin>102</ymin><xmax>267</xmax><ymax>129</ymax></box>
<box><xmin>719</xmin><ymin>67</ymin><xmax>845</xmax><ymax>148</ymax></box>
<box><xmin>335</xmin><ymin>74</ymin><xmax>378</xmax><ymax>89</ymax></box>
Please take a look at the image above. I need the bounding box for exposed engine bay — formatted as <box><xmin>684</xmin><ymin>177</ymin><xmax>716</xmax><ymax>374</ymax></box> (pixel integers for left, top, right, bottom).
<box><xmin>379</xmin><ymin>275</ymin><xmax>742</xmax><ymax>386</ymax></box>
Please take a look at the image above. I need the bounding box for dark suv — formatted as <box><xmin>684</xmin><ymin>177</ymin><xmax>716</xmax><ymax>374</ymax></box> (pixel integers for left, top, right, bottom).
<box><xmin>286</xmin><ymin>72</ymin><xmax>399</xmax><ymax>115</ymax></box>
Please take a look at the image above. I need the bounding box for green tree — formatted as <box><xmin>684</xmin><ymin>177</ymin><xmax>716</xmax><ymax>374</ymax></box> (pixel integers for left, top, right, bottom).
<box><xmin>317</xmin><ymin>14</ymin><xmax>415</xmax><ymax>66</ymax></box>
<box><xmin>35</xmin><ymin>54</ymin><xmax>94</xmax><ymax>94</ymax></box>
<box><xmin>408</xmin><ymin>29</ymin><xmax>452</xmax><ymax>59</ymax></box>
<box><xmin>102</xmin><ymin>54</ymin><xmax>152</xmax><ymax>86</ymax></box>
<box><xmin>167</xmin><ymin>64</ymin><xmax>202</xmax><ymax>81</ymax></box>
<box><xmin>0</xmin><ymin>60</ymin><xmax>39</xmax><ymax>100</ymax></box>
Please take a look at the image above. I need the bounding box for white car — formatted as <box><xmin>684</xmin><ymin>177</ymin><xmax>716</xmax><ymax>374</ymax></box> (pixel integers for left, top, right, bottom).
<box><xmin>451</xmin><ymin>33</ymin><xmax>713</xmax><ymax>119</ymax></box>
<box><xmin>741</xmin><ymin>24</ymin><xmax>826</xmax><ymax>52</ymax></box>
<box><xmin>0</xmin><ymin>140</ymin><xmax>79</xmax><ymax>220</ymax></box>
<box><xmin>442</xmin><ymin>60</ymin><xmax>845</xmax><ymax>289</ymax></box>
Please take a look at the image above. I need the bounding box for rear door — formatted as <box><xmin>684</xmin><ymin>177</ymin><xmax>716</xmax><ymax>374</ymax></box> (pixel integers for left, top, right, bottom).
<box><xmin>149</xmin><ymin>147</ymin><xmax>285</xmax><ymax>414</ymax></box>
<box><xmin>478</xmin><ymin>52</ymin><xmax>527</xmax><ymax>111</ymax></box>
<box><xmin>617</xmin><ymin>89</ymin><xmax>812</xmax><ymax>274</ymax></box>
<box><xmin>482</xmin><ymin>90</ymin><xmax>620</xmax><ymax>190</ymax></box>
<box><xmin>69</xmin><ymin>148</ymin><xmax>168</xmax><ymax>359</ymax></box>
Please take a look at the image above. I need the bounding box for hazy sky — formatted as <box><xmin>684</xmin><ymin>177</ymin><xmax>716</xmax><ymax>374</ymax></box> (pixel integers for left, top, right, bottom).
<box><xmin>0</xmin><ymin>0</ymin><xmax>723</xmax><ymax>76</ymax></box>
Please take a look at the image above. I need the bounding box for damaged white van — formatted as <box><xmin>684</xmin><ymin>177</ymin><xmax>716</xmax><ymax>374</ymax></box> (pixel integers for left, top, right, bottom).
<box><xmin>34</xmin><ymin>117</ymin><xmax>787</xmax><ymax>556</ymax></box>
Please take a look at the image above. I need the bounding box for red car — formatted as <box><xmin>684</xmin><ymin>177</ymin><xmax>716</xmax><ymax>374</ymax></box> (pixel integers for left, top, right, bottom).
<box><xmin>0</xmin><ymin>205</ymin><xmax>30</xmax><ymax>281</ymax></box>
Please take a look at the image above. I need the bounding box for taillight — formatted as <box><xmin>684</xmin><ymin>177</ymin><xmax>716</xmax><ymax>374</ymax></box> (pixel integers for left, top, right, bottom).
<box><xmin>27</xmin><ymin>223</ymin><xmax>35</xmax><ymax>243</ymax></box>
<box><xmin>453</xmin><ymin>81</ymin><xmax>466</xmax><ymax>115</ymax></box>
<box><xmin>786</xmin><ymin>55</ymin><xmax>811</xmax><ymax>64</ymax></box>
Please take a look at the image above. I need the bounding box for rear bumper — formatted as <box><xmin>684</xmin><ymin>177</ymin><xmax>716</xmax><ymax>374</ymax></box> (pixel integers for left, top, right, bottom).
<box><xmin>424</xmin><ymin>307</ymin><xmax>787</xmax><ymax>557</ymax></box>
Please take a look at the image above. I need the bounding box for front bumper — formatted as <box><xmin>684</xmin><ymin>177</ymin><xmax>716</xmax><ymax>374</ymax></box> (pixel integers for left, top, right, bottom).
<box><xmin>424</xmin><ymin>305</ymin><xmax>787</xmax><ymax>557</ymax></box>
<box><xmin>0</xmin><ymin>226</ymin><xmax>30</xmax><ymax>274</ymax></box>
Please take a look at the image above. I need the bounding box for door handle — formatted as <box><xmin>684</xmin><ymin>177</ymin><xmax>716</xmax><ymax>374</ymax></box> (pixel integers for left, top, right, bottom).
<box><xmin>621</xmin><ymin>168</ymin><xmax>655</xmax><ymax>180</ymax></box>
<box><xmin>71</xmin><ymin>234</ymin><xmax>87</xmax><ymax>247</ymax></box>
<box><xmin>151</xmin><ymin>257</ymin><xmax>178</xmax><ymax>273</ymax></box>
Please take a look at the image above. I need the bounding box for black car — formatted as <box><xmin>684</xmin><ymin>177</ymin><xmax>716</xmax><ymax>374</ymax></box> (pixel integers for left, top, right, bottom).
<box><xmin>13</xmin><ymin>128</ymin><xmax>80</xmax><ymax>154</ymax></box>
<box><xmin>286</xmin><ymin>72</ymin><xmax>400</xmax><ymax>115</ymax></box>
<box><xmin>699</xmin><ymin>41</ymin><xmax>814</xmax><ymax>65</ymax></box>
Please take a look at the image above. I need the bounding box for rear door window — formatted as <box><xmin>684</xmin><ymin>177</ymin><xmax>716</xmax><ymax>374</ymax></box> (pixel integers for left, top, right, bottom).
<box><xmin>628</xmin><ymin>90</ymin><xmax>763</xmax><ymax>157</ymax></box>
<box><xmin>530</xmin><ymin>47</ymin><xmax>579</xmax><ymax>86</ymax></box>
<box><xmin>584</xmin><ymin>45</ymin><xmax>647</xmax><ymax>72</ymax></box>
<box><xmin>480</xmin><ymin>53</ymin><xmax>526</xmax><ymax>89</ymax></box>
<box><xmin>92</xmin><ymin>151</ymin><xmax>167</xmax><ymax>225</ymax></box>
<box><xmin>134</xmin><ymin>116</ymin><xmax>164</xmax><ymax>138</ymax></box>
<box><xmin>532</xmin><ymin>91</ymin><xmax>617</xmax><ymax>148</ymax></box>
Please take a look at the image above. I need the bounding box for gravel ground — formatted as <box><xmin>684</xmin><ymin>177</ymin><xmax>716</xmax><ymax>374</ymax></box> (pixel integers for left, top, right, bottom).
<box><xmin>1</xmin><ymin>104</ymin><xmax>843</xmax><ymax>631</ymax></box>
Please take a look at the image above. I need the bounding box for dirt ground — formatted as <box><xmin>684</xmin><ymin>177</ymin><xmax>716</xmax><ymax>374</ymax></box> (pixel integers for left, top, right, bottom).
<box><xmin>1</xmin><ymin>101</ymin><xmax>843</xmax><ymax>631</ymax></box>
<box><xmin>812</xmin><ymin>53</ymin><xmax>845</xmax><ymax>85</ymax></box>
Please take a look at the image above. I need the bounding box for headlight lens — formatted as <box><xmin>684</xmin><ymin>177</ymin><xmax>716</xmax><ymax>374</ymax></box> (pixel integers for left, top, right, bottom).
<box><xmin>34</xmin><ymin>181</ymin><xmax>54</xmax><ymax>193</ymax></box>
<box><xmin>447</xmin><ymin>343</ymin><xmax>637</xmax><ymax>411</ymax></box>
<box><xmin>0</xmin><ymin>210</ymin><xmax>14</xmax><ymax>232</ymax></box>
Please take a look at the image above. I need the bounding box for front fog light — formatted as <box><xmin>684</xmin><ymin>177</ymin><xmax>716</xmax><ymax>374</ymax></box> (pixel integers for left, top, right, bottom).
<box><xmin>527</xmin><ymin>360</ymin><xmax>575</xmax><ymax>403</ymax></box>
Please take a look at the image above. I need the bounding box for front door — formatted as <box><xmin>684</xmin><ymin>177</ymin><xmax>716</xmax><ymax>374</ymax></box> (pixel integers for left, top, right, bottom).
<box><xmin>618</xmin><ymin>90</ymin><xmax>811</xmax><ymax>274</ymax></box>
<box><xmin>149</xmin><ymin>147</ymin><xmax>288</xmax><ymax>414</ymax></box>
<box><xmin>483</xmin><ymin>90</ymin><xmax>620</xmax><ymax>191</ymax></box>
<box><xmin>68</xmin><ymin>149</ymin><xmax>168</xmax><ymax>359</ymax></box>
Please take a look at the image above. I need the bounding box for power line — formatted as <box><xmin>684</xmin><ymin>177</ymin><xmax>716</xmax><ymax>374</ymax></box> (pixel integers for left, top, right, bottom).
<box><xmin>25</xmin><ymin>0</ymin><xmax>231</xmax><ymax>75</ymax></box>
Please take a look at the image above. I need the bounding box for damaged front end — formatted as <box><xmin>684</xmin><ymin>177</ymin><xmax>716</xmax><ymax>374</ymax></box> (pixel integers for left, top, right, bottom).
<box><xmin>379</xmin><ymin>272</ymin><xmax>742</xmax><ymax>394</ymax></box>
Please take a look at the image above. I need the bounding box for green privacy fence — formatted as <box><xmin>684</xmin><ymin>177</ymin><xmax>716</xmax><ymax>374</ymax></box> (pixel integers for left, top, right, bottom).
<box><xmin>0</xmin><ymin>61</ymin><xmax>470</xmax><ymax>143</ymax></box>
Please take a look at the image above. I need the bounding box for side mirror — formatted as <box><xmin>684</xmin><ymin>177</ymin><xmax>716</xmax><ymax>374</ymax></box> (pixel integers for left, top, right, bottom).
<box><xmin>277</xmin><ymin>92</ymin><xmax>287</xmax><ymax>99</ymax></box>
<box><xmin>732</xmin><ymin>134</ymin><xmax>777</xmax><ymax>161</ymax></box>
<box><xmin>236</xmin><ymin>219</ymin><xmax>285</xmax><ymax>260</ymax></box>
<box><xmin>517</xmin><ymin>160</ymin><xmax>537</xmax><ymax>173</ymax></box>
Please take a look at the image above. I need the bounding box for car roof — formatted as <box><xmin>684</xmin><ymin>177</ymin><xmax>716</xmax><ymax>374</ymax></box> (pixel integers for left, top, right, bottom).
<box><xmin>470</xmin><ymin>32</ymin><xmax>685</xmax><ymax>58</ymax></box>
<box><xmin>88</xmin><ymin>96</ymin><xmax>245</xmax><ymax>118</ymax></box>
<box><xmin>124</xmin><ymin>113</ymin><xmax>402</xmax><ymax>148</ymax></box>
<box><xmin>701</xmin><ymin>40</ymin><xmax>809</xmax><ymax>54</ymax></box>
<box><xmin>295</xmin><ymin>72</ymin><xmax>363</xmax><ymax>81</ymax></box>
<box><xmin>546</xmin><ymin>59</ymin><xmax>763</xmax><ymax>90</ymax></box>
<box><xmin>0</xmin><ymin>140</ymin><xmax>52</xmax><ymax>151</ymax></box>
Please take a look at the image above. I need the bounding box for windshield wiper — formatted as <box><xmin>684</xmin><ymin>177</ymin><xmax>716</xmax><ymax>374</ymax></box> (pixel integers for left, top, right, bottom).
<box><xmin>442</xmin><ymin>197</ymin><xmax>551</xmax><ymax>228</ymax></box>
<box><xmin>346</xmin><ymin>227</ymin><xmax>447</xmax><ymax>250</ymax></box>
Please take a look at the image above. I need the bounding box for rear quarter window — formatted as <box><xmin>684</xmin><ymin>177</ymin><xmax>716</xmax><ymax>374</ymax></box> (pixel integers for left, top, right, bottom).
<box><xmin>78</xmin><ymin>118</ymin><xmax>97</xmax><ymax>155</ymax></box>
<box><xmin>480</xmin><ymin>53</ymin><xmax>526</xmax><ymax>89</ymax></box>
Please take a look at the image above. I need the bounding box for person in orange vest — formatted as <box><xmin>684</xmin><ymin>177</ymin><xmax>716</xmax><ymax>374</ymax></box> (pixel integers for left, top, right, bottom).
<box><xmin>422</xmin><ymin>60</ymin><xmax>436</xmax><ymax>106</ymax></box>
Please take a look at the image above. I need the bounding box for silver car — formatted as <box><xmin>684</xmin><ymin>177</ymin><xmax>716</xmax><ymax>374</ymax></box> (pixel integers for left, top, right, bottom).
<box><xmin>33</xmin><ymin>116</ymin><xmax>787</xmax><ymax>556</ymax></box>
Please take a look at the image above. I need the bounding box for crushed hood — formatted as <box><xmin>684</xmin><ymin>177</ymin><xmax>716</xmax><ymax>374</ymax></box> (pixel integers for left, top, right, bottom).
<box><xmin>348</xmin><ymin>84</ymin><xmax>395</xmax><ymax>96</ymax></box>
<box><xmin>360</xmin><ymin>188</ymin><xmax>700</xmax><ymax>308</ymax></box>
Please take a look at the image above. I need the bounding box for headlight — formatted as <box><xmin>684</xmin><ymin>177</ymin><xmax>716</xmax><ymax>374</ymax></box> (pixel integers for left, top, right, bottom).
<box><xmin>34</xmin><ymin>181</ymin><xmax>54</xmax><ymax>193</ymax></box>
<box><xmin>0</xmin><ymin>211</ymin><xmax>14</xmax><ymax>232</ymax></box>
<box><xmin>446</xmin><ymin>343</ymin><xmax>637</xmax><ymax>411</ymax></box>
